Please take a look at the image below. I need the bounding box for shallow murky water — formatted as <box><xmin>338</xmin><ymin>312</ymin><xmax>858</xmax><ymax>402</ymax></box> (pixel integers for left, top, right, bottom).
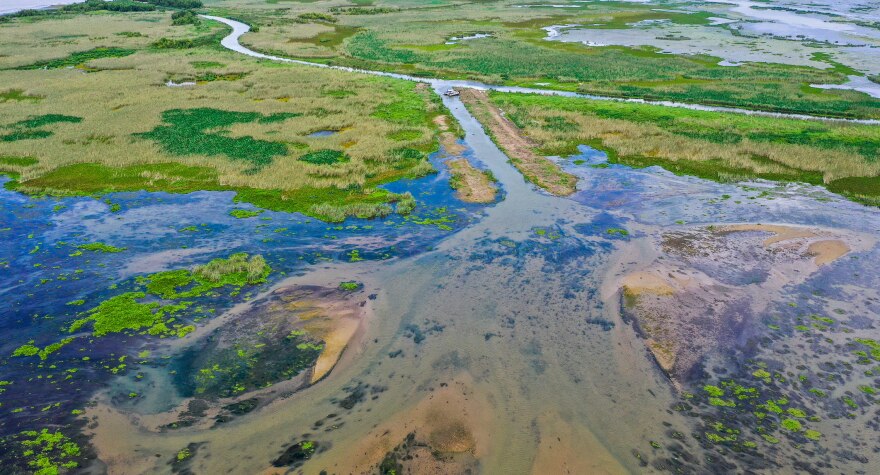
<box><xmin>61</xmin><ymin>89</ymin><xmax>880</xmax><ymax>473</ymax></box>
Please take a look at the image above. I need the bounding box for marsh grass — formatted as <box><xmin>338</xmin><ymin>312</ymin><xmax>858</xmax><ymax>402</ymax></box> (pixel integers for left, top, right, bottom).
<box><xmin>135</xmin><ymin>108</ymin><xmax>295</xmax><ymax>169</ymax></box>
<box><xmin>489</xmin><ymin>91</ymin><xmax>880</xmax><ymax>203</ymax></box>
<box><xmin>9</xmin><ymin>114</ymin><xmax>82</xmax><ymax>129</ymax></box>
<box><xmin>0</xmin><ymin>12</ymin><xmax>450</xmax><ymax>220</ymax></box>
<box><xmin>1</xmin><ymin>114</ymin><xmax>82</xmax><ymax>142</ymax></box>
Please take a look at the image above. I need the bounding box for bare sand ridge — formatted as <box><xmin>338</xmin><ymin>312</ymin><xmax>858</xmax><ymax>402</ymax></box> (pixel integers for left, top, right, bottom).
<box><xmin>83</xmin><ymin>283</ymin><xmax>366</xmax><ymax>447</ymax></box>
<box><xmin>433</xmin><ymin>113</ymin><xmax>497</xmax><ymax>203</ymax></box>
<box><xmin>447</xmin><ymin>158</ymin><xmax>497</xmax><ymax>203</ymax></box>
<box><xmin>433</xmin><ymin>114</ymin><xmax>466</xmax><ymax>156</ymax></box>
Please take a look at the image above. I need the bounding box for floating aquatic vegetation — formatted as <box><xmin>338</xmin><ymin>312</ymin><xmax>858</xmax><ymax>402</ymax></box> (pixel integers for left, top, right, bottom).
<box><xmin>14</xmin><ymin>48</ymin><xmax>135</xmax><ymax>70</ymax></box>
<box><xmin>135</xmin><ymin>108</ymin><xmax>299</xmax><ymax>169</ymax></box>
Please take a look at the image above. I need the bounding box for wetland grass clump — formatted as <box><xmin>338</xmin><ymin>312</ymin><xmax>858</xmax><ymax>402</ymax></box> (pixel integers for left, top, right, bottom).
<box><xmin>135</xmin><ymin>108</ymin><xmax>294</xmax><ymax>169</ymax></box>
<box><xmin>395</xmin><ymin>192</ymin><xmax>416</xmax><ymax>215</ymax></box>
<box><xmin>309</xmin><ymin>201</ymin><xmax>393</xmax><ymax>222</ymax></box>
<box><xmin>152</xmin><ymin>34</ymin><xmax>220</xmax><ymax>50</ymax></box>
<box><xmin>229</xmin><ymin>209</ymin><xmax>263</xmax><ymax>219</ymax></box>
<box><xmin>0</xmin><ymin>89</ymin><xmax>43</xmax><ymax>103</ymax></box>
<box><xmin>14</xmin><ymin>48</ymin><xmax>135</xmax><ymax>70</ymax></box>
<box><xmin>171</xmin><ymin>10</ymin><xmax>200</xmax><ymax>26</ymax></box>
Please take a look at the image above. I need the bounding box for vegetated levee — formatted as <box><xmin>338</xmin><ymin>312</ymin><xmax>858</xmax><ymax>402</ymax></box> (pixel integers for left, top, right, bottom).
<box><xmin>234</xmin><ymin>0</ymin><xmax>880</xmax><ymax>120</ymax></box>
<box><xmin>3</xmin><ymin>2</ymin><xmax>880</xmax><ymax>475</ymax></box>
<box><xmin>482</xmin><ymin>90</ymin><xmax>880</xmax><ymax>206</ymax></box>
<box><xmin>612</xmin><ymin>221</ymin><xmax>880</xmax><ymax>472</ymax></box>
<box><xmin>0</xmin><ymin>9</ymin><xmax>449</xmax><ymax>221</ymax></box>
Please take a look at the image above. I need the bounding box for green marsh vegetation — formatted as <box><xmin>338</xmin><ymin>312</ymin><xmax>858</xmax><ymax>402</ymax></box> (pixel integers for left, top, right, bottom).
<box><xmin>0</xmin><ymin>11</ymin><xmax>449</xmax><ymax>221</ymax></box>
<box><xmin>135</xmin><ymin>108</ymin><xmax>298</xmax><ymax>170</ymax></box>
<box><xmin>10</xmin><ymin>253</ymin><xmax>271</xmax><ymax>366</ymax></box>
<box><xmin>230</xmin><ymin>208</ymin><xmax>264</xmax><ymax>218</ymax></box>
<box><xmin>486</xmin><ymin>91</ymin><xmax>880</xmax><ymax>205</ymax></box>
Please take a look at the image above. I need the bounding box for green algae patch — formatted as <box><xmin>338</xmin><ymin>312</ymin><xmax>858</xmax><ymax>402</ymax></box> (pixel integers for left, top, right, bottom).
<box><xmin>143</xmin><ymin>253</ymin><xmax>270</xmax><ymax>299</ymax></box>
<box><xmin>703</xmin><ymin>385</ymin><xmax>724</xmax><ymax>397</ymax></box>
<box><xmin>40</xmin><ymin>339</ymin><xmax>72</xmax><ymax>359</ymax></box>
<box><xmin>78</xmin><ymin>242</ymin><xmax>126</xmax><ymax>253</ymax></box>
<box><xmin>177</xmin><ymin>447</ymin><xmax>192</xmax><ymax>461</ymax></box>
<box><xmin>338</xmin><ymin>281</ymin><xmax>362</xmax><ymax>291</ymax></box>
<box><xmin>64</xmin><ymin>254</ymin><xmax>269</xmax><ymax>339</ymax></box>
<box><xmin>272</xmin><ymin>439</ymin><xmax>318</xmax><ymax>468</ymax></box>
<box><xmin>858</xmin><ymin>385</ymin><xmax>876</xmax><ymax>395</ymax></box>
<box><xmin>752</xmin><ymin>369</ymin><xmax>772</xmax><ymax>384</ymax></box>
<box><xmin>134</xmin><ymin>108</ymin><xmax>298</xmax><ymax>169</ymax></box>
<box><xmin>11</xmin><ymin>344</ymin><xmax>39</xmax><ymax>358</ymax></box>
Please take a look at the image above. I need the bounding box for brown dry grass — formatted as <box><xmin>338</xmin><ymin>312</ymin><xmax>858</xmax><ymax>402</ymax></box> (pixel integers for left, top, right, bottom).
<box><xmin>460</xmin><ymin>89</ymin><xmax>577</xmax><ymax>195</ymax></box>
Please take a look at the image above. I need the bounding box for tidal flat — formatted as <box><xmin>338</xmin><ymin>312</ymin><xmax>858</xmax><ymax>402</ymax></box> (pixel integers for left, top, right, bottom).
<box><xmin>2</xmin><ymin>1</ymin><xmax>880</xmax><ymax>474</ymax></box>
